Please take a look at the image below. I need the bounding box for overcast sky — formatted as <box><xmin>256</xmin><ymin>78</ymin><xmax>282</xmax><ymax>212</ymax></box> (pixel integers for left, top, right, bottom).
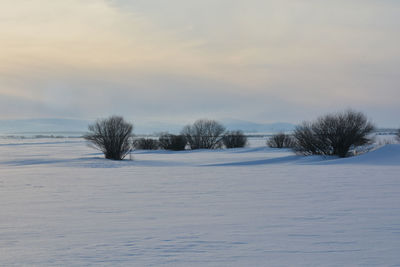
<box><xmin>0</xmin><ymin>0</ymin><xmax>399</xmax><ymax>126</ymax></box>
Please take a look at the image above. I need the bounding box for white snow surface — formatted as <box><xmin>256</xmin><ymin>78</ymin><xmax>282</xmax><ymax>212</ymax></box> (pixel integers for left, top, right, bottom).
<box><xmin>1</xmin><ymin>138</ymin><xmax>400</xmax><ymax>266</ymax></box>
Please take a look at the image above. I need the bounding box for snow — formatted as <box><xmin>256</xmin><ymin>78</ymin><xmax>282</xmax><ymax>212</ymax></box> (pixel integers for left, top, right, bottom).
<box><xmin>1</xmin><ymin>138</ymin><xmax>400</xmax><ymax>266</ymax></box>
<box><xmin>319</xmin><ymin>144</ymin><xmax>400</xmax><ymax>166</ymax></box>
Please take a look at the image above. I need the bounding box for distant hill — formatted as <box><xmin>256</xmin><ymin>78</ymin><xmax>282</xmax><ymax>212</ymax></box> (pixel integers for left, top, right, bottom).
<box><xmin>0</xmin><ymin>118</ymin><xmax>297</xmax><ymax>135</ymax></box>
<box><xmin>0</xmin><ymin>118</ymin><xmax>89</xmax><ymax>134</ymax></box>
<box><xmin>221</xmin><ymin>119</ymin><xmax>296</xmax><ymax>133</ymax></box>
<box><xmin>0</xmin><ymin>118</ymin><xmax>185</xmax><ymax>135</ymax></box>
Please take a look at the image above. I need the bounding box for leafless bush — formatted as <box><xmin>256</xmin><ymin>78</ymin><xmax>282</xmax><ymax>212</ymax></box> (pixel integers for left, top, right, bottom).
<box><xmin>223</xmin><ymin>130</ymin><xmax>247</xmax><ymax>148</ymax></box>
<box><xmin>84</xmin><ymin>116</ymin><xmax>133</xmax><ymax>160</ymax></box>
<box><xmin>133</xmin><ymin>138</ymin><xmax>159</xmax><ymax>150</ymax></box>
<box><xmin>293</xmin><ymin>110</ymin><xmax>375</xmax><ymax>157</ymax></box>
<box><xmin>267</xmin><ymin>133</ymin><xmax>295</xmax><ymax>148</ymax></box>
<box><xmin>181</xmin><ymin>119</ymin><xmax>226</xmax><ymax>149</ymax></box>
<box><xmin>158</xmin><ymin>133</ymin><xmax>187</xmax><ymax>151</ymax></box>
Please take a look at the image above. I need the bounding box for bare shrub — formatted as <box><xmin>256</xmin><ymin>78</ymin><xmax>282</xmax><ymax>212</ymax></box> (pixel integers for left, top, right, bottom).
<box><xmin>293</xmin><ymin>110</ymin><xmax>375</xmax><ymax>157</ymax></box>
<box><xmin>84</xmin><ymin>116</ymin><xmax>133</xmax><ymax>160</ymax></box>
<box><xmin>293</xmin><ymin>122</ymin><xmax>326</xmax><ymax>155</ymax></box>
<box><xmin>158</xmin><ymin>133</ymin><xmax>187</xmax><ymax>151</ymax></box>
<box><xmin>223</xmin><ymin>130</ymin><xmax>247</xmax><ymax>148</ymax></box>
<box><xmin>267</xmin><ymin>133</ymin><xmax>295</xmax><ymax>148</ymax></box>
<box><xmin>133</xmin><ymin>138</ymin><xmax>159</xmax><ymax>150</ymax></box>
<box><xmin>181</xmin><ymin>119</ymin><xmax>226</xmax><ymax>149</ymax></box>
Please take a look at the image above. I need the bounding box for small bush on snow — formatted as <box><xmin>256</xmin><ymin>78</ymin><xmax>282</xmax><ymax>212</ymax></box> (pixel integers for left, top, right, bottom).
<box><xmin>159</xmin><ymin>133</ymin><xmax>187</xmax><ymax>151</ymax></box>
<box><xmin>223</xmin><ymin>130</ymin><xmax>248</xmax><ymax>148</ymax></box>
<box><xmin>133</xmin><ymin>138</ymin><xmax>159</xmax><ymax>150</ymax></box>
<box><xmin>293</xmin><ymin>110</ymin><xmax>375</xmax><ymax>158</ymax></box>
<box><xmin>84</xmin><ymin>116</ymin><xmax>133</xmax><ymax>160</ymax></box>
<box><xmin>267</xmin><ymin>133</ymin><xmax>295</xmax><ymax>148</ymax></box>
<box><xmin>181</xmin><ymin>119</ymin><xmax>226</xmax><ymax>149</ymax></box>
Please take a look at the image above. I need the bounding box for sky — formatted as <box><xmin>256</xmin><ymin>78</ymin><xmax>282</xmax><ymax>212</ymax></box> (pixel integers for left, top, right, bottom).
<box><xmin>0</xmin><ymin>0</ymin><xmax>399</xmax><ymax>127</ymax></box>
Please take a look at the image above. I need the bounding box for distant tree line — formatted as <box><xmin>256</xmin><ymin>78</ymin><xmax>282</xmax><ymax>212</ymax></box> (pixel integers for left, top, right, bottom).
<box><xmin>84</xmin><ymin>118</ymin><xmax>247</xmax><ymax>160</ymax></box>
<box><xmin>84</xmin><ymin>110</ymin><xmax>379</xmax><ymax>160</ymax></box>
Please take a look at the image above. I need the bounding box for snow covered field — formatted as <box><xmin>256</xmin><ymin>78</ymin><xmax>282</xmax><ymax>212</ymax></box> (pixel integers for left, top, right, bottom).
<box><xmin>1</xmin><ymin>137</ymin><xmax>400</xmax><ymax>266</ymax></box>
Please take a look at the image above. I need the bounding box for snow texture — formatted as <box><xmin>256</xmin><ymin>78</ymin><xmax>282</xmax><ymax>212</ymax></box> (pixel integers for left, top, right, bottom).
<box><xmin>0</xmin><ymin>138</ymin><xmax>399</xmax><ymax>266</ymax></box>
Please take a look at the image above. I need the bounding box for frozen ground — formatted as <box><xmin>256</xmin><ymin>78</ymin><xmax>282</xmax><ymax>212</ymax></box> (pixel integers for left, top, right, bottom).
<box><xmin>0</xmin><ymin>138</ymin><xmax>400</xmax><ymax>266</ymax></box>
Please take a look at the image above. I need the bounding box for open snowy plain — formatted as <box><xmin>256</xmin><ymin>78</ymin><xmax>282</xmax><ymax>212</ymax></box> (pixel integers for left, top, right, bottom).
<box><xmin>1</xmin><ymin>137</ymin><xmax>400</xmax><ymax>266</ymax></box>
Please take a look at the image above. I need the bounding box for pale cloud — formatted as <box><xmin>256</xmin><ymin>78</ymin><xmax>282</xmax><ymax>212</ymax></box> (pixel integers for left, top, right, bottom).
<box><xmin>0</xmin><ymin>0</ymin><xmax>399</xmax><ymax>126</ymax></box>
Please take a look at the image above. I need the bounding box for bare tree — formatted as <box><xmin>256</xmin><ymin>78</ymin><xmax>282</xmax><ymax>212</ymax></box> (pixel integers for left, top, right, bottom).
<box><xmin>223</xmin><ymin>130</ymin><xmax>247</xmax><ymax>148</ymax></box>
<box><xmin>267</xmin><ymin>133</ymin><xmax>295</xmax><ymax>148</ymax></box>
<box><xmin>159</xmin><ymin>133</ymin><xmax>187</xmax><ymax>151</ymax></box>
<box><xmin>181</xmin><ymin>119</ymin><xmax>226</xmax><ymax>149</ymax></box>
<box><xmin>293</xmin><ymin>110</ymin><xmax>375</xmax><ymax>157</ymax></box>
<box><xmin>133</xmin><ymin>138</ymin><xmax>159</xmax><ymax>150</ymax></box>
<box><xmin>84</xmin><ymin>116</ymin><xmax>133</xmax><ymax>160</ymax></box>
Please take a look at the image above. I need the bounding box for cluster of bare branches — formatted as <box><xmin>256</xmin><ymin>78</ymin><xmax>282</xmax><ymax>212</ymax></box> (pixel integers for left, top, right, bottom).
<box><xmin>158</xmin><ymin>133</ymin><xmax>187</xmax><ymax>151</ymax></box>
<box><xmin>267</xmin><ymin>133</ymin><xmax>295</xmax><ymax>148</ymax></box>
<box><xmin>133</xmin><ymin>138</ymin><xmax>159</xmax><ymax>150</ymax></box>
<box><xmin>223</xmin><ymin>130</ymin><xmax>248</xmax><ymax>148</ymax></box>
<box><xmin>293</xmin><ymin>110</ymin><xmax>375</xmax><ymax>157</ymax></box>
<box><xmin>84</xmin><ymin>116</ymin><xmax>133</xmax><ymax>160</ymax></box>
<box><xmin>181</xmin><ymin>119</ymin><xmax>226</xmax><ymax>149</ymax></box>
